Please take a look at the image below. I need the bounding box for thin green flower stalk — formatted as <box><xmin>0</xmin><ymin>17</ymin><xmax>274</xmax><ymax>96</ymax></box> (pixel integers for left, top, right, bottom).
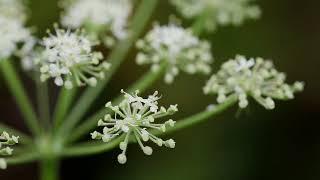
<box><xmin>60</xmin><ymin>0</ymin><xmax>132</xmax><ymax>47</ymax></box>
<box><xmin>171</xmin><ymin>0</ymin><xmax>261</xmax><ymax>32</ymax></box>
<box><xmin>136</xmin><ymin>23</ymin><xmax>213</xmax><ymax>84</ymax></box>
<box><xmin>38</xmin><ymin>25</ymin><xmax>111</xmax><ymax>89</ymax></box>
<box><xmin>91</xmin><ymin>90</ymin><xmax>178</xmax><ymax>164</ymax></box>
<box><xmin>203</xmin><ymin>55</ymin><xmax>305</xmax><ymax>109</ymax></box>
<box><xmin>0</xmin><ymin>131</ymin><xmax>19</xmax><ymax>169</ymax></box>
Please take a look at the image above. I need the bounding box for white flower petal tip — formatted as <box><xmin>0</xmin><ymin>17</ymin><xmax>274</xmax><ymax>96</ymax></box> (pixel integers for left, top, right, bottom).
<box><xmin>171</xmin><ymin>0</ymin><xmax>261</xmax><ymax>32</ymax></box>
<box><xmin>38</xmin><ymin>25</ymin><xmax>110</xmax><ymax>89</ymax></box>
<box><xmin>136</xmin><ymin>23</ymin><xmax>213</xmax><ymax>84</ymax></box>
<box><xmin>92</xmin><ymin>90</ymin><xmax>178</xmax><ymax>164</ymax></box>
<box><xmin>203</xmin><ymin>55</ymin><xmax>304</xmax><ymax>110</ymax></box>
<box><xmin>0</xmin><ymin>131</ymin><xmax>19</xmax><ymax>170</ymax></box>
<box><xmin>61</xmin><ymin>0</ymin><xmax>132</xmax><ymax>45</ymax></box>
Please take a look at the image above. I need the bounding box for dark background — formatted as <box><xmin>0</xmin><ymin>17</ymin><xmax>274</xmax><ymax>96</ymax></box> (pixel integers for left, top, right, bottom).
<box><xmin>0</xmin><ymin>0</ymin><xmax>319</xmax><ymax>179</ymax></box>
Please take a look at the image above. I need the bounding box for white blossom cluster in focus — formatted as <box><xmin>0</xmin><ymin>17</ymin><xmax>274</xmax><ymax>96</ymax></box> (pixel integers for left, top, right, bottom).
<box><xmin>91</xmin><ymin>90</ymin><xmax>178</xmax><ymax>164</ymax></box>
<box><xmin>0</xmin><ymin>131</ymin><xmax>19</xmax><ymax>170</ymax></box>
<box><xmin>136</xmin><ymin>24</ymin><xmax>213</xmax><ymax>84</ymax></box>
<box><xmin>39</xmin><ymin>27</ymin><xmax>110</xmax><ymax>89</ymax></box>
<box><xmin>0</xmin><ymin>0</ymin><xmax>32</xmax><ymax>60</ymax></box>
<box><xmin>203</xmin><ymin>55</ymin><xmax>304</xmax><ymax>109</ymax></box>
<box><xmin>171</xmin><ymin>0</ymin><xmax>261</xmax><ymax>31</ymax></box>
<box><xmin>61</xmin><ymin>0</ymin><xmax>132</xmax><ymax>46</ymax></box>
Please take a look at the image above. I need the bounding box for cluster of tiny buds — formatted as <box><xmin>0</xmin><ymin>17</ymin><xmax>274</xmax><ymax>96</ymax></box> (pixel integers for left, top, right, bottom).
<box><xmin>171</xmin><ymin>0</ymin><xmax>261</xmax><ymax>31</ymax></box>
<box><xmin>203</xmin><ymin>55</ymin><xmax>304</xmax><ymax>110</ymax></box>
<box><xmin>0</xmin><ymin>131</ymin><xmax>19</xmax><ymax>170</ymax></box>
<box><xmin>91</xmin><ymin>90</ymin><xmax>178</xmax><ymax>164</ymax></box>
<box><xmin>39</xmin><ymin>25</ymin><xmax>110</xmax><ymax>89</ymax></box>
<box><xmin>136</xmin><ymin>23</ymin><xmax>213</xmax><ymax>84</ymax></box>
<box><xmin>60</xmin><ymin>0</ymin><xmax>132</xmax><ymax>46</ymax></box>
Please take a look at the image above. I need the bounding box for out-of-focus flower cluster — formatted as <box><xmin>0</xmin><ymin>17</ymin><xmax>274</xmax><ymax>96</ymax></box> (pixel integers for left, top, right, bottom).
<box><xmin>91</xmin><ymin>90</ymin><xmax>177</xmax><ymax>164</ymax></box>
<box><xmin>39</xmin><ymin>26</ymin><xmax>110</xmax><ymax>89</ymax></box>
<box><xmin>171</xmin><ymin>0</ymin><xmax>261</xmax><ymax>31</ymax></box>
<box><xmin>136</xmin><ymin>24</ymin><xmax>213</xmax><ymax>84</ymax></box>
<box><xmin>61</xmin><ymin>0</ymin><xmax>132</xmax><ymax>46</ymax></box>
<box><xmin>203</xmin><ymin>55</ymin><xmax>304</xmax><ymax>109</ymax></box>
<box><xmin>0</xmin><ymin>0</ymin><xmax>33</xmax><ymax>60</ymax></box>
<box><xmin>0</xmin><ymin>131</ymin><xmax>19</xmax><ymax>170</ymax></box>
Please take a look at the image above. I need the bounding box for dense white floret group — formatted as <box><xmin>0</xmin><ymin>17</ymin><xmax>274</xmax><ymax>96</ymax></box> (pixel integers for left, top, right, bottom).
<box><xmin>39</xmin><ymin>26</ymin><xmax>110</xmax><ymax>89</ymax></box>
<box><xmin>136</xmin><ymin>24</ymin><xmax>213</xmax><ymax>83</ymax></box>
<box><xmin>171</xmin><ymin>0</ymin><xmax>261</xmax><ymax>31</ymax></box>
<box><xmin>203</xmin><ymin>55</ymin><xmax>304</xmax><ymax>109</ymax></box>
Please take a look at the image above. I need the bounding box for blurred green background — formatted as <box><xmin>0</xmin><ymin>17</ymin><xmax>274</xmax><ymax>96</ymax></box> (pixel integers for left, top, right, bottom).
<box><xmin>0</xmin><ymin>0</ymin><xmax>319</xmax><ymax>179</ymax></box>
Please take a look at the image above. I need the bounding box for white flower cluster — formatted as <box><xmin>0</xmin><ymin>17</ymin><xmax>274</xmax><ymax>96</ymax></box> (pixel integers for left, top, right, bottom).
<box><xmin>203</xmin><ymin>55</ymin><xmax>304</xmax><ymax>109</ymax></box>
<box><xmin>0</xmin><ymin>0</ymin><xmax>27</xmax><ymax>22</ymax></box>
<box><xmin>39</xmin><ymin>27</ymin><xmax>110</xmax><ymax>89</ymax></box>
<box><xmin>91</xmin><ymin>90</ymin><xmax>178</xmax><ymax>164</ymax></box>
<box><xmin>0</xmin><ymin>0</ymin><xmax>31</xmax><ymax>59</ymax></box>
<box><xmin>136</xmin><ymin>24</ymin><xmax>213</xmax><ymax>84</ymax></box>
<box><xmin>0</xmin><ymin>131</ymin><xmax>19</xmax><ymax>170</ymax></box>
<box><xmin>171</xmin><ymin>0</ymin><xmax>261</xmax><ymax>31</ymax></box>
<box><xmin>61</xmin><ymin>0</ymin><xmax>132</xmax><ymax>45</ymax></box>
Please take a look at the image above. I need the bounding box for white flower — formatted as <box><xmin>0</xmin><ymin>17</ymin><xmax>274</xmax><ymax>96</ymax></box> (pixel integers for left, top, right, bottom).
<box><xmin>91</xmin><ymin>90</ymin><xmax>178</xmax><ymax>164</ymax></box>
<box><xmin>61</xmin><ymin>0</ymin><xmax>132</xmax><ymax>43</ymax></box>
<box><xmin>0</xmin><ymin>0</ymin><xmax>27</xmax><ymax>22</ymax></box>
<box><xmin>171</xmin><ymin>0</ymin><xmax>261</xmax><ymax>31</ymax></box>
<box><xmin>0</xmin><ymin>131</ymin><xmax>19</xmax><ymax>170</ymax></box>
<box><xmin>203</xmin><ymin>55</ymin><xmax>304</xmax><ymax>109</ymax></box>
<box><xmin>39</xmin><ymin>26</ymin><xmax>111</xmax><ymax>89</ymax></box>
<box><xmin>136</xmin><ymin>23</ymin><xmax>213</xmax><ymax>84</ymax></box>
<box><xmin>0</xmin><ymin>16</ymin><xmax>31</xmax><ymax>59</ymax></box>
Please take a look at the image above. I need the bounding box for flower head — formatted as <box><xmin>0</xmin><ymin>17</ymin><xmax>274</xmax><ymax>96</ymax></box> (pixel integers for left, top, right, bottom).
<box><xmin>0</xmin><ymin>131</ymin><xmax>19</xmax><ymax>170</ymax></box>
<box><xmin>171</xmin><ymin>0</ymin><xmax>261</xmax><ymax>31</ymax></box>
<box><xmin>0</xmin><ymin>0</ymin><xmax>27</xmax><ymax>22</ymax></box>
<box><xmin>203</xmin><ymin>55</ymin><xmax>304</xmax><ymax>109</ymax></box>
<box><xmin>91</xmin><ymin>90</ymin><xmax>178</xmax><ymax>164</ymax></box>
<box><xmin>39</xmin><ymin>26</ymin><xmax>110</xmax><ymax>89</ymax></box>
<box><xmin>0</xmin><ymin>16</ymin><xmax>31</xmax><ymax>59</ymax></box>
<box><xmin>136</xmin><ymin>23</ymin><xmax>213</xmax><ymax>84</ymax></box>
<box><xmin>61</xmin><ymin>0</ymin><xmax>132</xmax><ymax>45</ymax></box>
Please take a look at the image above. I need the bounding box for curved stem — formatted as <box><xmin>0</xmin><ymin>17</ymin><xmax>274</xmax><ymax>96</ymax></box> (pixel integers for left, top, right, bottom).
<box><xmin>66</xmin><ymin>63</ymin><xmax>167</xmax><ymax>143</ymax></box>
<box><xmin>56</xmin><ymin>0</ymin><xmax>159</xmax><ymax>138</ymax></box>
<box><xmin>0</xmin><ymin>60</ymin><xmax>41</xmax><ymax>135</ymax></box>
<box><xmin>6</xmin><ymin>151</ymin><xmax>38</xmax><ymax>166</ymax></box>
<box><xmin>61</xmin><ymin>96</ymin><xmax>237</xmax><ymax>157</ymax></box>
<box><xmin>0</xmin><ymin>123</ymin><xmax>32</xmax><ymax>144</ymax></box>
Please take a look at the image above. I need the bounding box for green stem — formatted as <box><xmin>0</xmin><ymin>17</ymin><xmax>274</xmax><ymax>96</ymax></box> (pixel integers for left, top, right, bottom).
<box><xmin>66</xmin><ymin>63</ymin><xmax>167</xmax><ymax>143</ymax></box>
<box><xmin>40</xmin><ymin>158</ymin><xmax>60</xmax><ymax>180</ymax></box>
<box><xmin>0</xmin><ymin>123</ymin><xmax>32</xmax><ymax>144</ymax></box>
<box><xmin>191</xmin><ymin>9</ymin><xmax>210</xmax><ymax>35</ymax></box>
<box><xmin>61</xmin><ymin>96</ymin><xmax>237</xmax><ymax>157</ymax></box>
<box><xmin>6</xmin><ymin>151</ymin><xmax>38</xmax><ymax>165</ymax></box>
<box><xmin>53</xmin><ymin>88</ymin><xmax>77</xmax><ymax>130</ymax></box>
<box><xmin>56</xmin><ymin>0</ymin><xmax>159</xmax><ymax>138</ymax></box>
<box><xmin>0</xmin><ymin>60</ymin><xmax>41</xmax><ymax>135</ymax></box>
<box><xmin>35</xmin><ymin>75</ymin><xmax>50</xmax><ymax>129</ymax></box>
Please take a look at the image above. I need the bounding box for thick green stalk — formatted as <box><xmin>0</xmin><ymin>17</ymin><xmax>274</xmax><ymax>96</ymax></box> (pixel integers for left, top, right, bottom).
<box><xmin>0</xmin><ymin>123</ymin><xmax>32</xmax><ymax>144</ymax></box>
<box><xmin>191</xmin><ymin>8</ymin><xmax>211</xmax><ymax>35</ymax></box>
<box><xmin>53</xmin><ymin>88</ymin><xmax>77</xmax><ymax>130</ymax></box>
<box><xmin>35</xmin><ymin>76</ymin><xmax>50</xmax><ymax>129</ymax></box>
<box><xmin>66</xmin><ymin>63</ymin><xmax>167</xmax><ymax>143</ymax></box>
<box><xmin>40</xmin><ymin>158</ymin><xmax>60</xmax><ymax>180</ymax></box>
<box><xmin>56</xmin><ymin>0</ymin><xmax>159</xmax><ymax>137</ymax></box>
<box><xmin>61</xmin><ymin>96</ymin><xmax>237</xmax><ymax>157</ymax></box>
<box><xmin>0</xmin><ymin>60</ymin><xmax>41</xmax><ymax>135</ymax></box>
